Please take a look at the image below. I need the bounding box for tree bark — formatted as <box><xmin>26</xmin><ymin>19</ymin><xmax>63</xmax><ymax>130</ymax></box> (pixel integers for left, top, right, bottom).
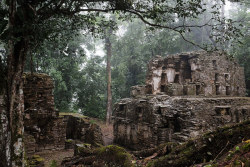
<box><xmin>6</xmin><ymin>38</ymin><xmax>26</xmax><ymax>167</ymax></box>
<box><xmin>0</xmin><ymin>0</ymin><xmax>28</xmax><ymax>166</ymax></box>
<box><xmin>105</xmin><ymin>29</ymin><xmax>113</xmax><ymax>125</ymax></box>
<box><xmin>220</xmin><ymin>1</ymin><xmax>225</xmax><ymax>50</ymax></box>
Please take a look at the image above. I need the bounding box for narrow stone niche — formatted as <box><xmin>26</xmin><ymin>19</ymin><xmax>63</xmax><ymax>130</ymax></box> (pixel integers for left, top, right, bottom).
<box><xmin>225</xmin><ymin>74</ymin><xmax>229</xmax><ymax>81</ymax></box>
<box><xmin>216</xmin><ymin>85</ymin><xmax>220</xmax><ymax>95</ymax></box>
<box><xmin>174</xmin><ymin>74</ymin><xmax>180</xmax><ymax>83</ymax></box>
<box><xmin>215</xmin><ymin>73</ymin><xmax>219</xmax><ymax>82</ymax></box>
<box><xmin>212</xmin><ymin>60</ymin><xmax>217</xmax><ymax>69</ymax></box>
<box><xmin>119</xmin><ymin>104</ymin><xmax>125</xmax><ymax>111</ymax></box>
<box><xmin>196</xmin><ymin>85</ymin><xmax>201</xmax><ymax>95</ymax></box>
<box><xmin>161</xmin><ymin>85</ymin><xmax>165</xmax><ymax>92</ymax></box>
<box><xmin>226</xmin><ymin>86</ymin><xmax>230</xmax><ymax>95</ymax></box>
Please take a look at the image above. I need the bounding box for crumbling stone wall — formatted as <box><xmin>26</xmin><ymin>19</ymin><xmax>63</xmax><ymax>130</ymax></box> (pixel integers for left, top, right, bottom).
<box><xmin>143</xmin><ymin>51</ymin><xmax>245</xmax><ymax>97</ymax></box>
<box><xmin>113</xmin><ymin>51</ymin><xmax>250</xmax><ymax>150</ymax></box>
<box><xmin>114</xmin><ymin>96</ymin><xmax>250</xmax><ymax>150</ymax></box>
<box><xmin>23</xmin><ymin>73</ymin><xmax>66</xmax><ymax>154</ymax></box>
<box><xmin>22</xmin><ymin>73</ymin><xmax>103</xmax><ymax>155</ymax></box>
<box><xmin>61</xmin><ymin>113</ymin><xmax>103</xmax><ymax>146</ymax></box>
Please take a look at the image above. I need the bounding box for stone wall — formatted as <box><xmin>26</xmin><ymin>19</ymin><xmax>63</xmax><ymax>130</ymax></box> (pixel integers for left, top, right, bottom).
<box><xmin>23</xmin><ymin>73</ymin><xmax>66</xmax><ymax>154</ymax></box>
<box><xmin>144</xmin><ymin>51</ymin><xmax>245</xmax><ymax>97</ymax></box>
<box><xmin>113</xmin><ymin>51</ymin><xmax>250</xmax><ymax>150</ymax></box>
<box><xmin>61</xmin><ymin>113</ymin><xmax>103</xmax><ymax>146</ymax></box>
<box><xmin>23</xmin><ymin>73</ymin><xmax>103</xmax><ymax>155</ymax></box>
<box><xmin>114</xmin><ymin>96</ymin><xmax>250</xmax><ymax>150</ymax></box>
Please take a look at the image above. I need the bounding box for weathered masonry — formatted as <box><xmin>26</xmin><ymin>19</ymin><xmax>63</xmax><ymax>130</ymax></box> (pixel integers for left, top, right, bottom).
<box><xmin>23</xmin><ymin>73</ymin><xmax>103</xmax><ymax>155</ymax></box>
<box><xmin>113</xmin><ymin>51</ymin><xmax>250</xmax><ymax>150</ymax></box>
<box><xmin>132</xmin><ymin>51</ymin><xmax>245</xmax><ymax>97</ymax></box>
<box><xmin>23</xmin><ymin>73</ymin><xmax>66</xmax><ymax>153</ymax></box>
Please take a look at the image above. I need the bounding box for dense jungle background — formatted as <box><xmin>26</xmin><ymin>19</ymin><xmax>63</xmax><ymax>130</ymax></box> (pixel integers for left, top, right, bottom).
<box><xmin>0</xmin><ymin>0</ymin><xmax>246</xmax><ymax>119</ymax></box>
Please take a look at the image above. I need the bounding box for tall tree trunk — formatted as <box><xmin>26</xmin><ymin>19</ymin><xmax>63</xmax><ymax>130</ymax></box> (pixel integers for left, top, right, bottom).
<box><xmin>6</xmin><ymin>38</ymin><xmax>26</xmax><ymax>167</ymax></box>
<box><xmin>0</xmin><ymin>0</ymin><xmax>27</xmax><ymax>166</ymax></box>
<box><xmin>221</xmin><ymin>1</ymin><xmax>225</xmax><ymax>50</ymax></box>
<box><xmin>105</xmin><ymin>29</ymin><xmax>113</xmax><ymax>125</ymax></box>
<box><xmin>0</xmin><ymin>39</ymin><xmax>26</xmax><ymax>167</ymax></box>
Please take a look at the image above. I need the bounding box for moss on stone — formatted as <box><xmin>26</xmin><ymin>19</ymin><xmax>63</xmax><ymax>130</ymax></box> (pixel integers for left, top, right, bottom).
<box><xmin>59</xmin><ymin>112</ymin><xmax>89</xmax><ymax>122</ymax></box>
<box><xmin>32</xmin><ymin>155</ymin><xmax>44</xmax><ymax>162</ymax></box>
<box><xmin>65</xmin><ymin>139</ymin><xmax>73</xmax><ymax>143</ymax></box>
<box><xmin>25</xmin><ymin>155</ymin><xmax>45</xmax><ymax>167</ymax></box>
<box><xmin>96</xmin><ymin>145</ymin><xmax>135</xmax><ymax>167</ymax></box>
<box><xmin>75</xmin><ymin>143</ymin><xmax>94</xmax><ymax>157</ymax></box>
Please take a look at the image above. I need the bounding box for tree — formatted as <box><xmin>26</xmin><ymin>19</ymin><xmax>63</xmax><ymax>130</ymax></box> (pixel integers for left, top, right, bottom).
<box><xmin>76</xmin><ymin>55</ymin><xmax>106</xmax><ymax>119</ymax></box>
<box><xmin>228</xmin><ymin>1</ymin><xmax>250</xmax><ymax>96</ymax></box>
<box><xmin>25</xmin><ymin>31</ymin><xmax>86</xmax><ymax>112</ymax></box>
<box><xmin>0</xmin><ymin>0</ymin><xmax>242</xmax><ymax>166</ymax></box>
<box><xmin>105</xmin><ymin>27</ymin><xmax>113</xmax><ymax>125</ymax></box>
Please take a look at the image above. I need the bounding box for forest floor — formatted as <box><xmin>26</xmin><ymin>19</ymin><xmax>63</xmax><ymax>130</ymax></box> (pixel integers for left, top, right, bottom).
<box><xmin>36</xmin><ymin>149</ymin><xmax>74</xmax><ymax>167</ymax></box>
<box><xmin>100</xmin><ymin>123</ymin><xmax>114</xmax><ymax>145</ymax></box>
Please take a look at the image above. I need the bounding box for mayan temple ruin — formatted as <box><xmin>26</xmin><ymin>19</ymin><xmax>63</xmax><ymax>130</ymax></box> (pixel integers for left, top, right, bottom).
<box><xmin>113</xmin><ymin>51</ymin><xmax>250</xmax><ymax>150</ymax></box>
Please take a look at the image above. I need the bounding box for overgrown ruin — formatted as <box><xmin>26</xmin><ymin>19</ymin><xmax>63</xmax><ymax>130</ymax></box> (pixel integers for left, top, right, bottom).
<box><xmin>113</xmin><ymin>51</ymin><xmax>250</xmax><ymax>150</ymax></box>
<box><xmin>22</xmin><ymin>73</ymin><xmax>103</xmax><ymax>156</ymax></box>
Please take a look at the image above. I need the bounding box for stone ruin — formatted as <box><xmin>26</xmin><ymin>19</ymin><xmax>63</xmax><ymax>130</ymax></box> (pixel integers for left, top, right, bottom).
<box><xmin>23</xmin><ymin>73</ymin><xmax>103</xmax><ymax>155</ymax></box>
<box><xmin>23</xmin><ymin>73</ymin><xmax>66</xmax><ymax>153</ymax></box>
<box><xmin>113</xmin><ymin>51</ymin><xmax>250</xmax><ymax>150</ymax></box>
<box><xmin>132</xmin><ymin>51</ymin><xmax>245</xmax><ymax>97</ymax></box>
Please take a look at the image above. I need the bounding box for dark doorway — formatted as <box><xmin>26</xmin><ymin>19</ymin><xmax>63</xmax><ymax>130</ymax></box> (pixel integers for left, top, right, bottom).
<box><xmin>216</xmin><ymin>85</ymin><xmax>220</xmax><ymax>95</ymax></box>
<box><xmin>225</xmin><ymin>74</ymin><xmax>229</xmax><ymax>81</ymax></box>
<box><xmin>212</xmin><ymin>60</ymin><xmax>217</xmax><ymax>69</ymax></box>
<box><xmin>226</xmin><ymin>86</ymin><xmax>230</xmax><ymax>95</ymax></box>
<box><xmin>183</xmin><ymin>85</ymin><xmax>188</xmax><ymax>95</ymax></box>
<box><xmin>215</xmin><ymin>73</ymin><xmax>219</xmax><ymax>82</ymax></box>
<box><xmin>196</xmin><ymin>85</ymin><xmax>201</xmax><ymax>95</ymax></box>
<box><xmin>174</xmin><ymin>74</ymin><xmax>180</xmax><ymax>83</ymax></box>
<box><xmin>161</xmin><ymin>85</ymin><xmax>165</xmax><ymax>92</ymax></box>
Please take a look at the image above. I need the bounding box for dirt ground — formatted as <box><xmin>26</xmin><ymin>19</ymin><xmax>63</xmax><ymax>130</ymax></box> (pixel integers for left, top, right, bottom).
<box><xmin>36</xmin><ymin>149</ymin><xmax>74</xmax><ymax>167</ymax></box>
<box><xmin>88</xmin><ymin>118</ymin><xmax>114</xmax><ymax>146</ymax></box>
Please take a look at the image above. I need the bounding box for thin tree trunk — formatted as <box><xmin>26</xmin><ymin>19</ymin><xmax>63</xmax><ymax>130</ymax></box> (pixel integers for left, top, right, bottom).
<box><xmin>221</xmin><ymin>1</ymin><xmax>225</xmax><ymax>50</ymax></box>
<box><xmin>105</xmin><ymin>29</ymin><xmax>113</xmax><ymax>125</ymax></box>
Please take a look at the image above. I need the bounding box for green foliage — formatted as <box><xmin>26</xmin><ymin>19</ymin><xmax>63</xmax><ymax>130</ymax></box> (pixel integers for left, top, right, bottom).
<box><xmin>76</xmin><ymin>55</ymin><xmax>106</xmax><ymax>119</ymax></box>
<box><xmin>11</xmin><ymin>0</ymin><xmax>250</xmax><ymax>120</ymax></box>
<box><xmin>50</xmin><ymin>160</ymin><xmax>57</xmax><ymax>167</ymax></box>
<box><xmin>25</xmin><ymin>31</ymin><xmax>86</xmax><ymax>112</ymax></box>
<box><xmin>235</xmin><ymin>146</ymin><xmax>240</xmax><ymax>151</ymax></box>
<box><xmin>90</xmin><ymin>119</ymin><xmax>97</xmax><ymax>124</ymax></box>
<box><xmin>229</xmin><ymin>3</ymin><xmax>250</xmax><ymax>96</ymax></box>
